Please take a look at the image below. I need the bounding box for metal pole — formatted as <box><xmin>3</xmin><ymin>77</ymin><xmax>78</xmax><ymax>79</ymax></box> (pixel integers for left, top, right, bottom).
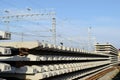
<box><xmin>21</xmin><ymin>32</ymin><xmax>23</xmax><ymax>42</ymax></box>
<box><xmin>4</xmin><ymin>21</ymin><xmax>10</xmax><ymax>32</ymax></box>
<box><xmin>52</xmin><ymin>18</ymin><xmax>56</xmax><ymax>44</ymax></box>
<box><xmin>88</xmin><ymin>27</ymin><xmax>92</xmax><ymax>51</ymax></box>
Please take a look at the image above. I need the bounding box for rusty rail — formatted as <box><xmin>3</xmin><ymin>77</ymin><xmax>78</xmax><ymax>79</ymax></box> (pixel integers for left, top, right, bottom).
<box><xmin>85</xmin><ymin>67</ymin><xmax>116</xmax><ymax>80</ymax></box>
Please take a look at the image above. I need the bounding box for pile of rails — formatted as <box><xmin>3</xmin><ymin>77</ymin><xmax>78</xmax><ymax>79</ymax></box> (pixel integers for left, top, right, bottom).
<box><xmin>0</xmin><ymin>31</ymin><xmax>118</xmax><ymax>80</ymax></box>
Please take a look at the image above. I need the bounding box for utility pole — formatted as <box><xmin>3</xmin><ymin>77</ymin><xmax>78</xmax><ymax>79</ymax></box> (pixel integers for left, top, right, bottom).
<box><xmin>21</xmin><ymin>32</ymin><xmax>24</xmax><ymax>42</ymax></box>
<box><xmin>52</xmin><ymin>18</ymin><xmax>56</xmax><ymax>45</ymax></box>
<box><xmin>88</xmin><ymin>27</ymin><xmax>92</xmax><ymax>51</ymax></box>
<box><xmin>4</xmin><ymin>21</ymin><xmax>10</xmax><ymax>32</ymax></box>
<box><xmin>92</xmin><ymin>36</ymin><xmax>96</xmax><ymax>51</ymax></box>
<box><xmin>4</xmin><ymin>10</ymin><xmax>10</xmax><ymax>32</ymax></box>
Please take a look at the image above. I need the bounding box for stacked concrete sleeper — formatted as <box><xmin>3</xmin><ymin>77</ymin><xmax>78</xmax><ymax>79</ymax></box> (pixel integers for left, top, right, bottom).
<box><xmin>0</xmin><ymin>31</ymin><xmax>117</xmax><ymax>80</ymax></box>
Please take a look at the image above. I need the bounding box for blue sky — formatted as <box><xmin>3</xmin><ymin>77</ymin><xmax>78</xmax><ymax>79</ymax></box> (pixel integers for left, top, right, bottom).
<box><xmin>0</xmin><ymin>0</ymin><xmax>120</xmax><ymax>49</ymax></box>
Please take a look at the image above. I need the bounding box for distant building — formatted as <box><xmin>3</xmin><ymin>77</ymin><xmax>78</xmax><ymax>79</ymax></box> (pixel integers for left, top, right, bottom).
<box><xmin>95</xmin><ymin>43</ymin><xmax>118</xmax><ymax>55</ymax></box>
<box><xmin>95</xmin><ymin>43</ymin><xmax>118</xmax><ymax>65</ymax></box>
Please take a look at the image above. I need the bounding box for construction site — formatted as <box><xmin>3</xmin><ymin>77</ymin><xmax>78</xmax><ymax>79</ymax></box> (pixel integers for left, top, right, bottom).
<box><xmin>0</xmin><ymin>8</ymin><xmax>120</xmax><ymax>80</ymax></box>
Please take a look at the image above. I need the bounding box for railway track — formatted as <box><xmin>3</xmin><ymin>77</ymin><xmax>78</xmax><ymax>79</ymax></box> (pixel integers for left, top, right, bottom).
<box><xmin>85</xmin><ymin>67</ymin><xmax>116</xmax><ymax>80</ymax></box>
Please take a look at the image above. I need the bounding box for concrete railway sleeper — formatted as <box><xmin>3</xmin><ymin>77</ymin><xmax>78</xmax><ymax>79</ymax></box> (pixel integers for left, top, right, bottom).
<box><xmin>0</xmin><ymin>32</ymin><xmax>119</xmax><ymax>80</ymax></box>
<box><xmin>0</xmin><ymin>54</ymin><xmax>110</xmax><ymax>61</ymax></box>
<box><xmin>0</xmin><ymin>61</ymin><xmax>111</xmax><ymax>79</ymax></box>
<box><xmin>0</xmin><ymin>62</ymin><xmax>11</xmax><ymax>72</ymax></box>
<box><xmin>0</xmin><ymin>41</ymin><xmax>109</xmax><ymax>57</ymax></box>
<box><xmin>43</xmin><ymin>64</ymin><xmax>110</xmax><ymax>80</ymax></box>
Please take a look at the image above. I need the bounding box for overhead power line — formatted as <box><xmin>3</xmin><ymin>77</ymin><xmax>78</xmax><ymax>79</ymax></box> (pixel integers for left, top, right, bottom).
<box><xmin>0</xmin><ymin>9</ymin><xmax>56</xmax><ymax>44</ymax></box>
